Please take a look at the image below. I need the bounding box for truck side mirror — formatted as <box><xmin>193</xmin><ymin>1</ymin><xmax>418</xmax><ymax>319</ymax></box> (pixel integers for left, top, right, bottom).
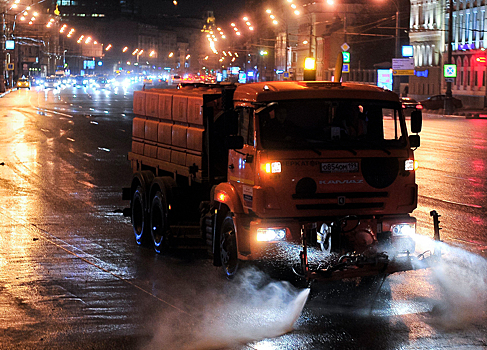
<box><xmin>409</xmin><ymin>134</ymin><xmax>420</xmax><ymax>148</ymax></box>
<box><xmin>410</xmin><ymin>110</ymin><xmax>422</xmax><ymax>133</ymax></box>
<box><xmin>225</xmin><ymin>135</ymin><xmax>244</xmax><ymax>150</ymax></box>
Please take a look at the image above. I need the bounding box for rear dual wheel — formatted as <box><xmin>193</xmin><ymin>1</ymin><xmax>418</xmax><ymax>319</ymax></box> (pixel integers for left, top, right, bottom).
<box><xmin>151</xmin><ymin>191</ymin><xmax>170</xmax><ymax>254</ymax></box>
<box><xmin>132</xmin><ymin>185</ymin><xmax>150</xmax><ymax>246</ymax></box>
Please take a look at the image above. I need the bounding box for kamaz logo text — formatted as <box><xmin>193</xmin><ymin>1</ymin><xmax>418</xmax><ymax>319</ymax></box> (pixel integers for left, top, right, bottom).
<box><xmin>319</xmin><ymin>179</ymin><xmax>364</xmax><ymax>185</ymax></box>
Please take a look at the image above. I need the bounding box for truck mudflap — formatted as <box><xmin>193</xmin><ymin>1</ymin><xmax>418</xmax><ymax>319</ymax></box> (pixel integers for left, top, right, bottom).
<box><xmin>299</xmin><ymin>210</ymin><xmax>443</xmax><ymax>283</ymax></box>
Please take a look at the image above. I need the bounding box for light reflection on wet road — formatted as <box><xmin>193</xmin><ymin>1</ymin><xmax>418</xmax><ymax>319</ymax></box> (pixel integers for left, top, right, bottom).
<box><xmin>0</xmin><ymin>87</ymin><xmax>486</xmax><ymax>349</ymax></box>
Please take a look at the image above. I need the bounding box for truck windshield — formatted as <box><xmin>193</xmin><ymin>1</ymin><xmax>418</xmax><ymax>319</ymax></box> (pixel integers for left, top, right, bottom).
<box><xmin>258</xmin><ymin>99</ymin><xmax>407</xmax><ymax>150</ymax></box>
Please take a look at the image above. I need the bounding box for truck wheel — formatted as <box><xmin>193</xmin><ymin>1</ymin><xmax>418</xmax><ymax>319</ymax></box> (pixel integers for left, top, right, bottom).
<box><xmin>220</xmin><ymin>215</ymin><xmax>239</xmax><ymax>278</ymax></box>
<box><xmin>132</xmin><ymin>185</ymin><xmax>150</xmax><ymax>246</ymax></box>
<box><xmin>151</xmin><ymin>191</ymin><xmax>169</xmax><ymax>254</ymax></box>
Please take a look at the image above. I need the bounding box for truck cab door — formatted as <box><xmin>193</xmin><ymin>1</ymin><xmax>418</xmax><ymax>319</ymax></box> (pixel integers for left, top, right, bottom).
<box><xmin>228</xmin><ymin>107</ymin><xmax>256</xmax><ymax>209</ymax></box>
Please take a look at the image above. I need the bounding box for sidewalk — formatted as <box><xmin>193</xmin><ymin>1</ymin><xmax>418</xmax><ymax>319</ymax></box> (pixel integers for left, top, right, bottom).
<box><xmin>0</xmin><ymin>89</ymin><xmax>12</xmax><ymax>98</ymax></box>
<box><xmin>422</xmin><ymin>107</ymin><xmax>487</xmax><ymax>119</ymax></box>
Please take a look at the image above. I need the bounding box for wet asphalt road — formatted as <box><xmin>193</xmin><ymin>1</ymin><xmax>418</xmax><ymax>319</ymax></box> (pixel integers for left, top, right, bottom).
<box><xmin>0</xmin><ymin>85</ymin><xmax>486</xmax><ymax>350</ymax></box>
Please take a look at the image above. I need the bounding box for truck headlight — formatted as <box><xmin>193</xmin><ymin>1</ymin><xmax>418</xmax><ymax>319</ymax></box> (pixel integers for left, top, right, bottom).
<box><xmin>256</xmin><ymin>228</ymin><xmax>286</xmax><ymax>242</ymax></box>
<box><xmin>391</xmin><ymin>223</ymin><xmax>415</xmax><ymax>236</ymax></box>
<box><xmin>391</xmin><ymin>223</ymin><xmax>415</xmax><ymax>253</ymax></box>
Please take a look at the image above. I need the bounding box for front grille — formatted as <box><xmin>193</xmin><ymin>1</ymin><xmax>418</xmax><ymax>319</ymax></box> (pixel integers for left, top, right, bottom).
<box><xmin>296</xmin><ymin>202</ymin><xmax>384</xmax><ymax>210</ymax></box>
<box><xmin>292</xmin><ymin>191</ymin><xmax>388</xmax><ymax>200</ymax></box>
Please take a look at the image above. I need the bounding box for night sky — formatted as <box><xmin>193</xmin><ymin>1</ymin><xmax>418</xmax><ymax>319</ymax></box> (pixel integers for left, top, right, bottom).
<box><xmin>171</xmin><ymin>0</ymin><xmax>247</xmax><ymax>21</ymax></box>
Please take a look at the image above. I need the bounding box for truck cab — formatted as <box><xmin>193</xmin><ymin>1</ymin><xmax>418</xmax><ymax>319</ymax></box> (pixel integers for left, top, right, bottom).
<box><xmin>213</xmin><ymin>81</ymin><xmax>423</xmax><ymax>280</ymax></box>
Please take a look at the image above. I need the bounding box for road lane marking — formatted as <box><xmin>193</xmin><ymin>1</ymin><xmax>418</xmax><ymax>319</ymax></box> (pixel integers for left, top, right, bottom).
<box><xmin>78</xmin><ymin>180</ymin><xmax>97</xmax><ymax>188</ymax></box>
<box><xmin>419</xmin><ymin>194</ymin><xmax>482</xmax><ymax>209</ymax></box>
<box><xmin>23</xmin><ymin>221</ymin><xmax>194</xmax><ymax>318</ymax></box>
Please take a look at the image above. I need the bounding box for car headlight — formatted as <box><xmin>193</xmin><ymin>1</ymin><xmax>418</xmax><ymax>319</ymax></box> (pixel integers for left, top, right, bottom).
<box><xmin>256</xmin><ymin>228</ymin><xmax>286</xmax><ymax>242</ymax></box>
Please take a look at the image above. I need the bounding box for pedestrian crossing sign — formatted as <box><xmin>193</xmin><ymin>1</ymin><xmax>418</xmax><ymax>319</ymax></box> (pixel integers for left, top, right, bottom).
<box><xmin>444</xmin><ymin>64</ymin><xmax>457</xmax><ymax>78</ymax></box>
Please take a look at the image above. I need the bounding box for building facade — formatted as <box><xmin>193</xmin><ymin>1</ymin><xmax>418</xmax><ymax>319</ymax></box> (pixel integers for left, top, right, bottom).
<box><xmin>410</xmin><ymin>0</ymin><xmax>487</xmax><ymax>108</ymax></box>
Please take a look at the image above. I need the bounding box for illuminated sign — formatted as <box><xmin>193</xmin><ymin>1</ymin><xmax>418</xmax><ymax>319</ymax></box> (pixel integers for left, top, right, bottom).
<box><xmin>342</xmin><ymin>51</ymin><xmax>350</xmax><ymax>63</ymax></box>
<box><xmin>83</xmin><ymin>60</ymin><xmax>95</xmax><ymax>69</ymax></box>
<box><xmin>458</xmin><ymin>43</ymin><xmax>475</xmax><ymax>50</ymax></box>
<box><xmin>444</xmin><ymin>64</ymin><xmax>457</xmax><ymax>78</ymax></box>
<box><xmin>402</xmin><ymin>45</ymin><xmax>413</xmax><ymax>57</ymax></box>
<box><xmin>476</xmin><ymin>56</ymin><xmax>486</xmax><ymax>64</ymax></box>
<box><xmin>238</xmin><ymin>72</ymin><xmax>246</xmax><ymax>84</ymax></box>
<box><xmin>377</xmin><ymin>69</ymin><xmax>392</xmax><ymax>91</ymax></box>
<box><xmin>392</xmin><ymin>58</ymin><xmax>414</xmax><ymax>70</ymax></box>
<box><xmin>415</xmin><ymin>70</ymin><xmax>429</xmax><ymax>78</ymax></box>
<box><xmin>5</xmin><ymin>40</ymin><xmax>14</xmax><ymax>50</ymax></box>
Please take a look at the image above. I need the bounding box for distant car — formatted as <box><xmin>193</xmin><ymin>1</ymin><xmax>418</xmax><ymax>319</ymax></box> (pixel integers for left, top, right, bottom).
<box><xmin>170</xmin><ymin>75</ymin><xmax>181</xmax><ymax>85</ymax></box>
<box><xmin>95</xmin><ymin>77</ymin><xmax>108</xmax><ymax>89</ymax></box>
<box><xmin>400</xmin><ymin>97</ymin><xmax>423</xmax><ymax>116</ymax></box>
<box><xmin>16</xmin><ymin>77</ymin><xmax>30</xmax><ymax>89</ymax></box>
<box><xmin>31</xmin><ymin>77</ymin><xmax>44</xmax><ymax>87</ymax></box>
<box><xmin>419</xmin><ymin>95</ymin><xmax>463</xmax><ymax>110</ymax></box>
<box><xmin>44</xmin><ymin>77</ymin><xmax>59</xmax><ymax>89</ymax></box>
<box><xmin>75</xmin><ymin>75</ymin><xmax>88</xmax><ymax>87</ymax></box>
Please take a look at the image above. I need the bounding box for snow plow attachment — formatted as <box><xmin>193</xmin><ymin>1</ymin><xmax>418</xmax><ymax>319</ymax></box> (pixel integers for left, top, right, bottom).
<box><xmin>299</xmin><ymin>211</ymin><xmax>442</xmax><ymax>283</ymax></box>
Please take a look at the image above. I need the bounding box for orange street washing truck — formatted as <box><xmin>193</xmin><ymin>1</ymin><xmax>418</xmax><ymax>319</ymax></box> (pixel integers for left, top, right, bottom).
<box><xmin>123</xmin><ymin>79</ymin><xmax>441</xmax><ymax>284</ymax></box>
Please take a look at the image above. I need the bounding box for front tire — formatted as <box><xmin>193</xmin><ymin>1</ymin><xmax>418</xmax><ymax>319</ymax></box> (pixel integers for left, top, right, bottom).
<box><xmin>132</xmin><ymin>185</ymin><xmax>150</xmax><ymax>246</ymax></box>
<box><xmin>151</xmin><ymin>191</ymin><xmax>170</xmax><ymax>254</ymax></box>
<box><xmin>220</xmin><ymin>214</ymin><xmax>239</xmax><ymax>279</ymax></box>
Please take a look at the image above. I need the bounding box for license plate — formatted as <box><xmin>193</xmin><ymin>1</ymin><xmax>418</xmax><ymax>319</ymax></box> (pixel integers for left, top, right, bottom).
<box><xmin>321</xmin><ymin>162</ymin><xmax>359</xmax><ymax>173</ymax></box>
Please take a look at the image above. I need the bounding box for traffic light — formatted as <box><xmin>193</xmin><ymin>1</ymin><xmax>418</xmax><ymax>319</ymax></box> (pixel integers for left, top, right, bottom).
<box><xmin>342</xmin><ymin>51</ymin><xmax>350</xmax><ymax>63</ymax></box>
<box><xmin>304</xmin><ymin>57</ymin><xmax>315</xmax><ymax>70</ymax></box>
<box><xmin>304</xmin><ymin>57</ymin><xmax>316</xmax><ymax>81</ymax></box>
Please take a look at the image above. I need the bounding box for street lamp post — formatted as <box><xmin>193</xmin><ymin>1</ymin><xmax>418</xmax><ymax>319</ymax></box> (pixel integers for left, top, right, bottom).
<box><xmin>266</xmin><ymin>8</ymin><xmax>289</xmax><ymax>80</ymax></box>
<box><xmin>394</xmin><ymin>2</ymin><xmax>400</xmax><ymax>59</ymax></box>
<box><xmin>444</xmin><ymin>0</ymin><xmax>454</xmax><ymax>114</ymax></box>
<box><xmin>1</xmin><ymin>10</ymin><xmax>6</xmax><ymax>92</ymax></box>
<box><xmin>389</xmin><ymin>0</ymin><xmax>401</xmax><ymax>94</ymax></box>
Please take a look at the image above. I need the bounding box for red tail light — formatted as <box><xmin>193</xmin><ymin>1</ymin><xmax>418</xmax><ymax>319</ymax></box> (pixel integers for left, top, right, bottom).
<box><xmin>402</xmin><ymin>104</ymin><xmax>406</xmax><ymax>109</ymax></box>
<box><xmin>416</xmin><ymin>104</ymin><xmax>423</xmax><ymax>109</ymax></box>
